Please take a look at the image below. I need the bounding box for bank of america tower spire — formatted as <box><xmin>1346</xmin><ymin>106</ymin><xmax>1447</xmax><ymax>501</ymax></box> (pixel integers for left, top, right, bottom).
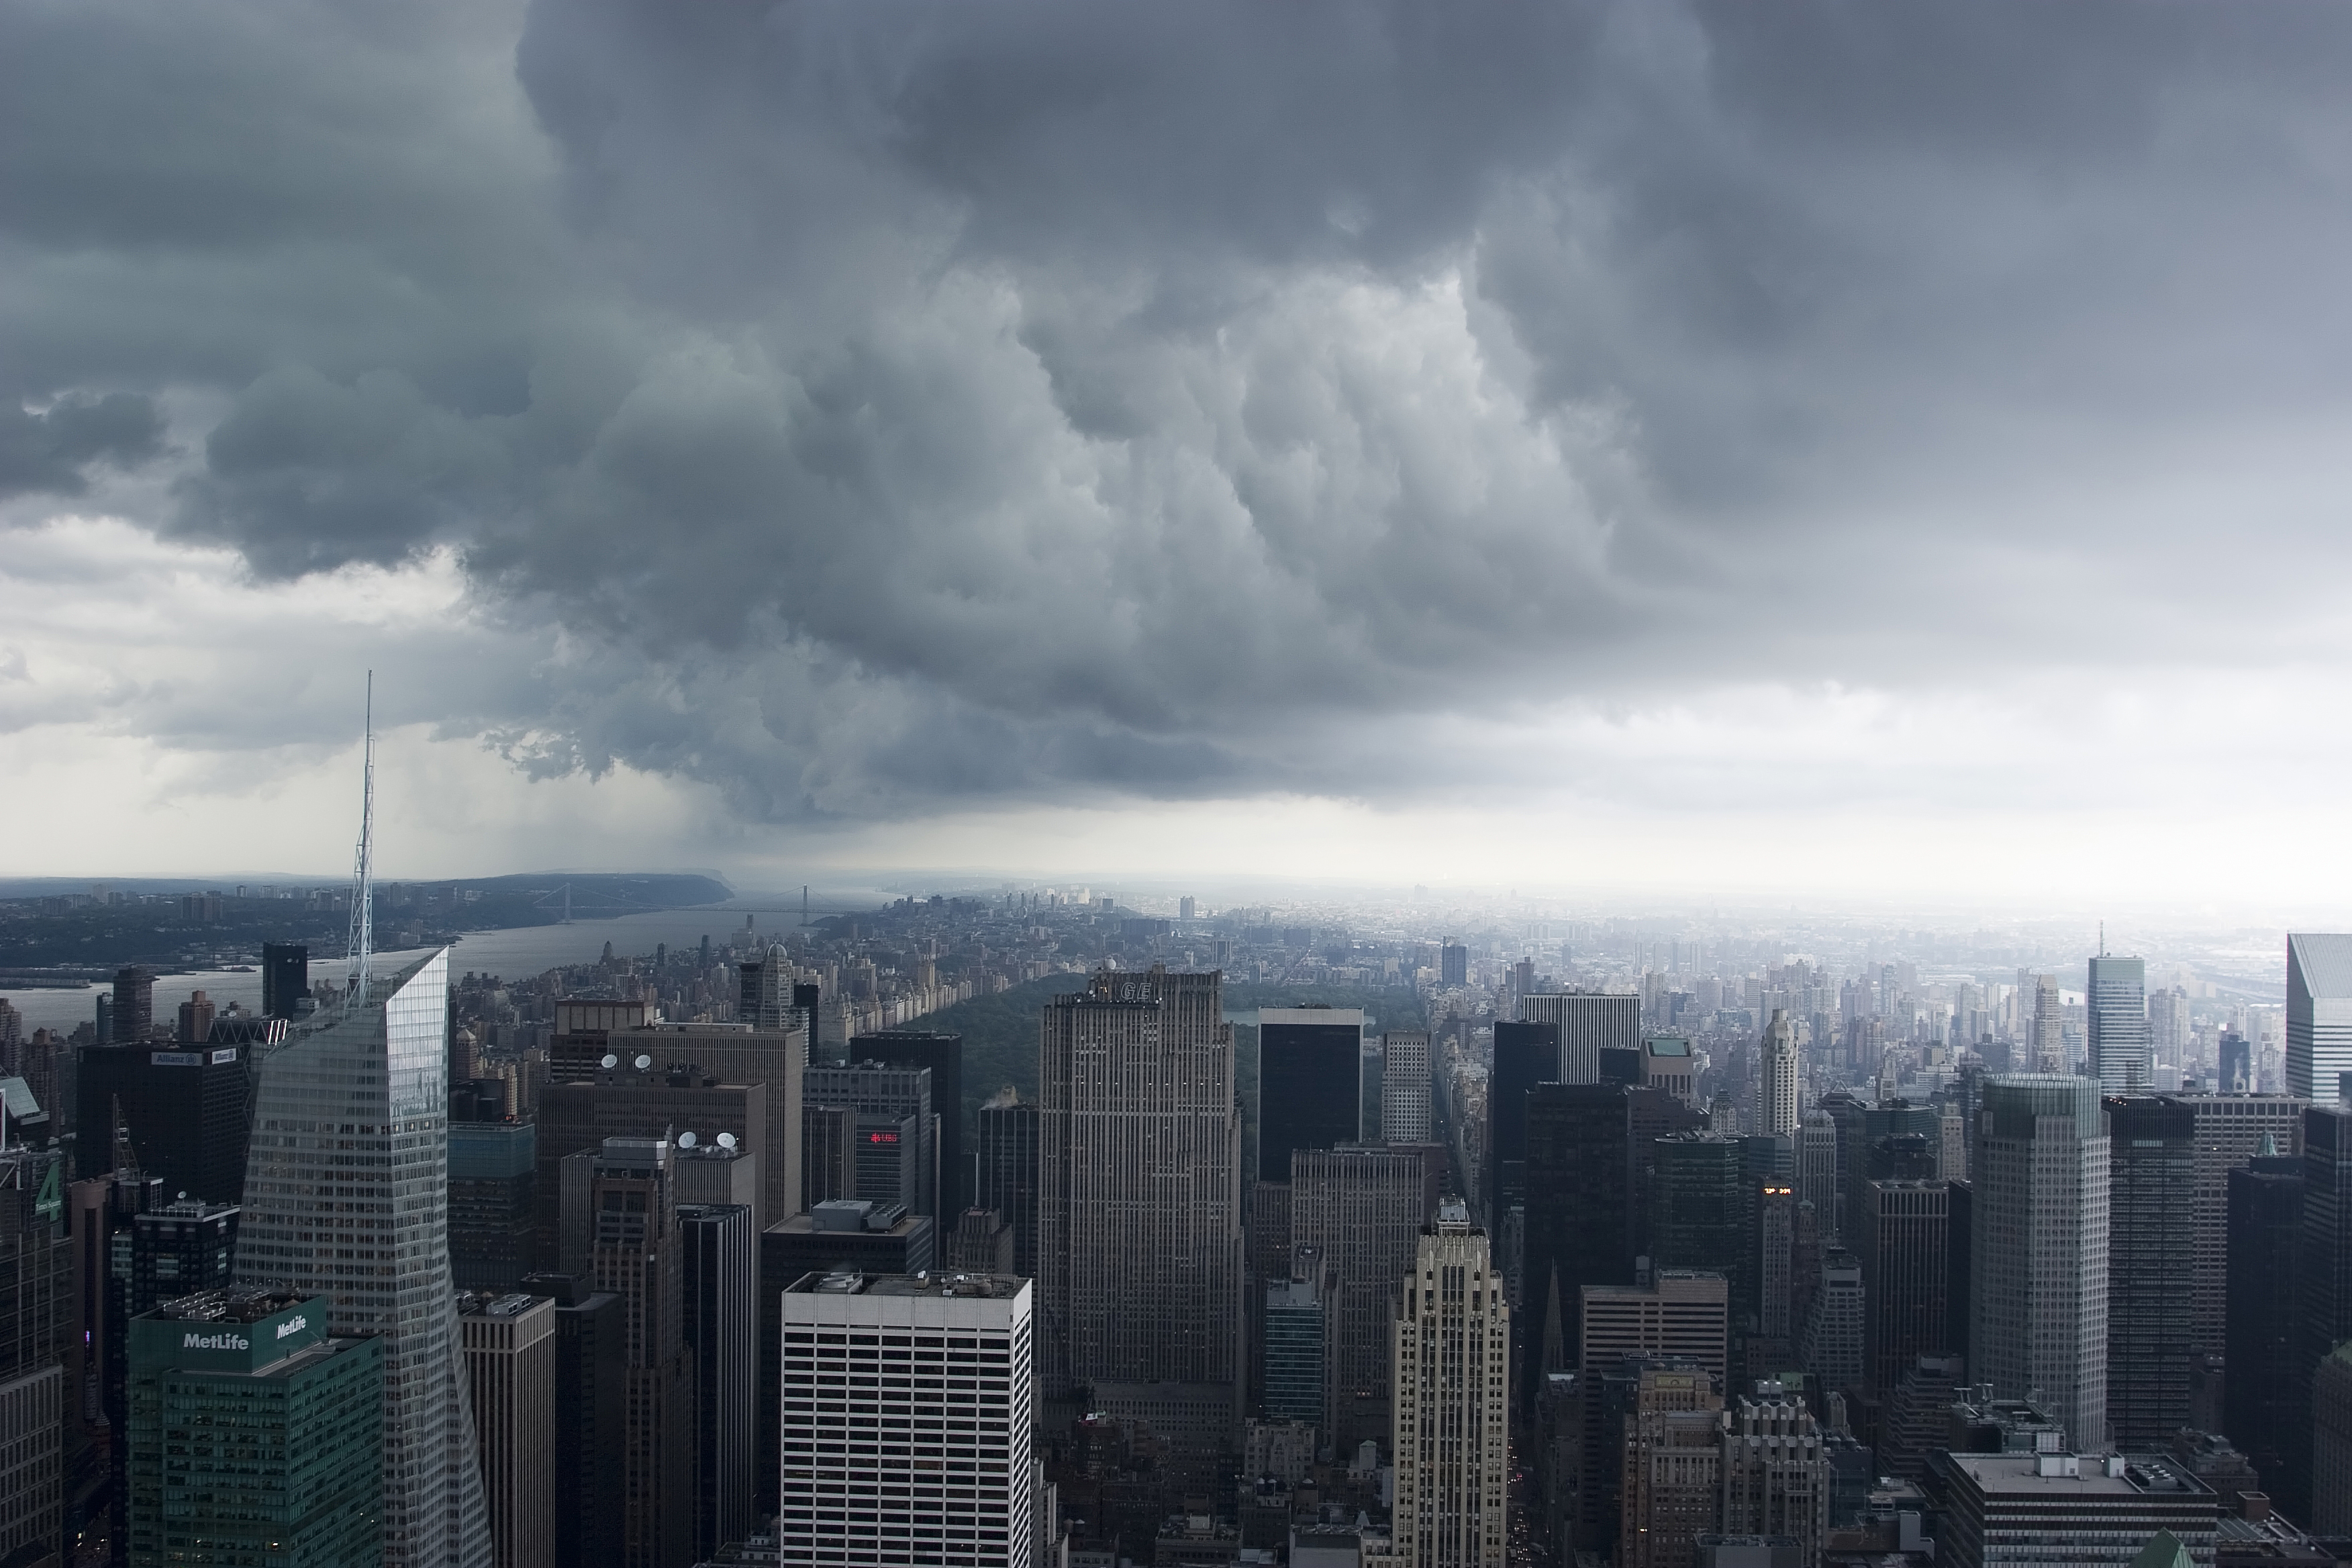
<box><xmin>234</xmin><ymin>679</ymin><xmax>493</xmax><ymax>1567</ymax></box>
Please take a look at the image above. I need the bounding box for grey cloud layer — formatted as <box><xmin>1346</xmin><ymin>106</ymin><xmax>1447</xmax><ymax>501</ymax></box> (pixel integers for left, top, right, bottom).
<box><xmin>7</xmin><ymin>0</ymin><xmax>2351</xmax><ymax>819</ymax></box>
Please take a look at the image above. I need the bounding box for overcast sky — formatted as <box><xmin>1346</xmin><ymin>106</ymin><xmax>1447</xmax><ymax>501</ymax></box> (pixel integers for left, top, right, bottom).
<box><xmin>5</xmin><ymin>0</ymin><xmax>2352</xmax><ymax>906</ymax></box>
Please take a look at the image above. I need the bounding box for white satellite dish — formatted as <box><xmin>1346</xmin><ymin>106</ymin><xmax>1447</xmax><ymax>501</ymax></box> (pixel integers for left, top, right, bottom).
<box><xmin>634</xmin><ymin>1054</ymin><xmax>653</xmax><ymax>1071</ymax></box>
<box><xmin>677</xmin><ymin>1131</ymin><xmax>698</xmax><ymax>1149</ymax></box>
<box><xmin>600</xmin><ymin>1053</ymin><xmax>618</xmax><ymax>1070</ymax></box>
<box><xmin>716</xmin><ymin>1132</ymin><xmax>738</xmax><ymax>1150</ymax></box>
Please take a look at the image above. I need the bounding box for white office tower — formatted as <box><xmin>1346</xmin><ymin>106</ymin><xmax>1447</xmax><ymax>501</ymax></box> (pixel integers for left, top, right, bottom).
<box><xmin>1969</xmin><ymin>1075</ymin><xmax>2110</xmax><ymax>1453</ymax></box>
<box><xmin>237</xmin><ymin>948</ymin><xmax>491</xmax><ymax>1568</ymax></box>
<box><xmin>1756</xmin><ymin>1009</ymin><xmax>1800</xmax><ymax>1139</ymax></box>
<box><xmin>1389</xmin><ymin>1202</ymin><xmax>1509</xmax><ymax>1567</ymax></box>
<box><xmin>1381</xmin><ymin>1031</ymin><xmax>1434</xmax><ymax>1143</ymax></box>
<box><xmin>2086</xmin><ymin>954</ymin><xmax>2149</xmax><ymax>1093</ymax></box>
<box><xmin>779</xmin><ymin>1271</ymin><xmax>1035</xmax><ymax>1568</ymax></box>
<box><xmin>2288</xmin><ymin>934</ymin><xmax>2352</xmax><ymax>1101</ymax></box>
<box><xmin>1516</xmin><ymin>993</ymin><xmax>1637</xmax><ymax>1085</ymax></box>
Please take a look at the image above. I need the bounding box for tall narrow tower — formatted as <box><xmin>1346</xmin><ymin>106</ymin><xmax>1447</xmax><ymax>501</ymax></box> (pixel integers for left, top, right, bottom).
<box><xmin>1969</xmin><ymin>1074</ymin><xmax>2110</xmax><ymax>1454</ymax></box>
<box><xmin>1757</xmin><ymin>1009</ymin><xmax>1800</xmax><ymax>1139</ymax></box>
<box><xmin>2086</xmin><ymin>953</ymin><xmax>2149</xmax><ymax>1094</ymax></box>
<box><xmin>1038</xmin><ymin>967</ymin><xmax>1242</xmax><ymax>1471</ymax></box>
<box><xmin>236</xmin><ymin>685</ymin><xmax>491</xmax><ymax>1568</ymax></box>
<box><xmin>1390</xmin><ymin>1202</ymin><xmax>1509</xmax><ymax>1568</ymax></box>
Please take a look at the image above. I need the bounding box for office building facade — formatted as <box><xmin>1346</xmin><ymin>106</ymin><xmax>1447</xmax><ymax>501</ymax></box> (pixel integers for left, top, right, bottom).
<box><xmin>1381</xmin><ymin>1030</ymin><xmax>1434</xmax><ymax>1144</ymax></box>
<box><xmin>2087</xmin><ymin>955</ymin><xmax>2151</xmax><ymax>1094</ymax></box>
<box><xmin>1969</xmin><ymin>1075</ymin><xmax>2110</xmax><ymax>1453</ymax></box>
<box><xmin>805</xmin><ymin>1062</ymin><xmax>936</xmax><ymax>1216</ymax></box>
<box><xmin>125</xmin><ymin>1290</ymin><xmax>383</xmax><ymax>1568</ymax></box>
<box><xmin>450</xmin><ymin>1120</ymin><xmax>537</xmax><ymax>1291</ymax></box>
<box><xmin>1518</xmin><ymin>992</ymin><xmax>1637</xmax><ymax>1088</ymax></box>
<box><xmin>521</xmin><ymin>1273</ymin><xmax>626</xmax><ymax>1568</ymax></box>
<box><xmin>1935</xmin><ymin>1453</ymin><xmax>2216</xmax><ymax>1568</ymax></box>
<box><xmin>1755</xmin><ymin>1010</ymin><xmax>1800</xmax><ymax>1140</ymax></box>
<box><xmin>2223</xmin><ymin>1145</ymin><xmax>2304</xmax><ymax>1514</ymax></box>
<box><xmin>1289</xmin><ymin>1145</ymin><xmax>1429</xmax><ymax>1450</ymax></box>
<box><xmin>458</xmin><ymin>1291</ymin><xmax>556</xmax><ymax>1568</ymax></box>
<box><xmin>1039</xmin><ymin>969</ymin><xmax>1242</xmax><ymax>1417</ymax></box>
<box><xmin>261</xmin><ymin>942</ymin><xmax>309</xmax><ymax>1021</ymax></box>
<box><xmin>1487</xmin><ymin>1020</ymin><xmax>1561</xmax><ymax>1230</ymax></box>
<box><xmin>233</xmin><ymin>948</ymin><xmax>491</xmax><ymax>1568</ymax></box>
<box><xmin>1258</xmin><ymin>1008</ymin><xmax>1367</xmax><ymax>1181</ymax></box>
<box><xmin>974</xmin><ymin>1089</ymin><xmax>1038</xmax><ymax>1281</ymax></box>
<box><xmin>2289</xmin><ymin>934</ymin><xmax>2352</xmax><ymax>1101</ymax></box>
<box><xmin>586</xmin><ymin>1136</ymin><xmax>695</xmax><ymax>1568</ymax></box>
<box><xmin>679</xmin><ymin>1202</ymin><xmax>757</xmax><ymax>1561</ymax></box>
<box><xmin>778</xmin><ymin>1272</ymin><xmax>1035</xmax><ymax>1568</ymax></box>
<box><xmin>1389</xmin><ymin>1210</ymin><xmax>1509</xmax><ymax>1568</ymax></box>
<box><xmin>856</xmin><ymin>1031</ymin><xmax>965</xmax><ymax>1214</ymax></box>
<box><xmin>73</xmin><ymin>1040</ymin><xmax>250</xmax><ymax>1202</ymax></box>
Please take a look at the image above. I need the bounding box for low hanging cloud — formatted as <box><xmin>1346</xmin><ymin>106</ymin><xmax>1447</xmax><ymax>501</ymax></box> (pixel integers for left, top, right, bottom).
<box><xmin>6</xmin><ymin>0</ymin><xmax>2352</xmax><ymax>828</ymax></box>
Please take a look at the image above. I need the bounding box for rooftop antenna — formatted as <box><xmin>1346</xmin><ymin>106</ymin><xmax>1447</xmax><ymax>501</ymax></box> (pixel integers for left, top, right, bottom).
<box><xmin>346</xmin><ymin>672</ymin><xmax>376</xmax><ymax>1008</ymax></box>
<box><xmin>2099</xmin><ymin>921</ymin><xmax>2106</xmax><ymax>958</ymax></box>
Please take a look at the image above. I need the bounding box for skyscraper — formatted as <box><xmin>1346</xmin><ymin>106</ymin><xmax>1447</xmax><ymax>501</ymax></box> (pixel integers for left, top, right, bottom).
<box><xmin>536</xmin><ymin>1064</ymin><xmax>768</xmax><ymax>1264</ymax></box>
<box><xmin>1720</xmin><ymin>1382</ymin><xmax>1831</xmax><ymax>1558</ymax></box>
<box><xmin>2086</xmin><ymin>954</ymin><xmax>2150</xmax><ymax>1094</ymax></box>
<box><xmin>778</xmin><ymin>1271</ymin><xmax>1035</xmax><ymax>1568</ymax></box>
<box><xmin>2224</xmin><ymin>1144</ymin><xmax>2303</xmax><ymax>1517</ymax></box>
<box><xmin>1258</xmin><ymin>1007</ymin><xmax>1367</xmax><ymax>1181</ymax></box>
<box><xmin>1617</xmin><ymin>1365</ymin><xmax>1722</xmax><ymax>1568</ymax></box>
<box><xmin>856</xmin><ymin>1030</ymin><xmax>965</xmax><ymax>1214</ymax></box>
<box><xmin>1520</xmin><ymin>1083</ymin><xmax>1632</xmax><ymax>1410</ymax></box>
<box><xmin>111</xmin><ymin>967</ymin><xmax>154</xmax><ymax>1044</ymax></box>
<box><xmin>1486</xmin><ymin>1019</ymin><xmax>1561</xmax><ymax>1229</ymax></box>
<box><xmin>1969</xmin><ymin>1075</ymin><xmax>2110</xmax><ymax>1453</ymax></box>
<box><xmin>2290</xmin><ymin>1104</ymin><xmax>2352</xmax><ymax>1519</ymax></box>
<box><xmin>1381</xmin><ymin>1030</ymin><xmax>1434</xmax><ymax>1144</ymax></box>
<box><xmin>0</xmin><ymin>1147</ymin><xmax>68</xmax><ymax>1568</ymax></box>
<box><xmin>1576</xmin><ymin>1272</ymin><xmax>1728</xmax><ymax>1551</ymax></box>
<box><xmin>2288</xmin><ymin>934</ymin><xmax>2352</xmax><ymax>1101</ymax></box>
<box><xmin>2104</xmin><ymin>1095</ymin><xmax>2196</xmax><ymax>1449</ymax></box>
<box><xmin>1039</xmin><ymin>968</ymin><xmax>1242</xmax><ymax>1441</ymax></box>
<box><xmin>1263</xmin><ymin>1272</ymin><xmax>1330</xmax><ymax>1435</ymax></box>
<box><xmin>678</xmin><ymin>1202</ymin><xmax>756</xmax><ymax>1561</ymax></box>
<box><xmin>1755</xmin><ymin>1009</ymin><xmax>1800</xmax><ymax>1140</ymax></box>
<box><xmin>1854</xmin><ymin>1179</ymin><xmax>1949</xmax><ymax>1398</ymax></box>
<box><xmin>124</xmin><ymin>1290</ymin><xmax>383</xmax><ymax>1568</ymax></box>
<box><xmin>585</xmin><ymin>1136</ymin><xmax>695</xmax><ymax>1568</ymax></box>
<box><xmin>975</xmin><ymin>1088</ymin><xmax>1039</xmax><ymax>1281</ymax></box>
<box><xmin>804</xmin><ymin>1061</ymin><xmax>933</xmax><ymax>1214</ymax></box>
<box><xmin>522</xmin><ymin>1273</ymin><xmax>625</xmax><ymax>1568</ymax></box>
<box><xmin>261</xmin><ymin>942</ymin><xmax>309</xmax><ymax>1021</ymax></box>
<box><xmin>738</xmin><ymin>944</ymin><xmax>795</xmax><ymax>1032</ymax></box>
<box><xmin>449</xmin><ymin>1119</ymin><xmax>536</xmax><ymax>1291</ymax></box>
<box><xmin>1289</xmin><ymin>1144</ymin><xmax>1429</xmax><ymax>1449</ymax></box>
<box><xmin>457</xmin><ymin>1291</ymin><xmax>556</xmax><ymax>1568</ymax></box>
<box><xmin>1389</xmin><ymin>1206</ymin><xmax>1509</xmax><ymax>1568</ymax></box>
<box><xmin>234</xmin><ymin>948</ymin><xmax>491</xmax><ymax>1568</ymax></box>
<box><xmin>1440</xmin><ymin>945</ymin><xmax>1469</xmax><ymax>987</ymax></box>
<box><xmin>1518</xmin><ymin>992</ymin><xmax>1637</xmax><ymax>1087</ymax></box>
<box><xmin>74</xmin><ymin>1039</ymin><xmax>250</xmax><ymax>1202</ymax></box>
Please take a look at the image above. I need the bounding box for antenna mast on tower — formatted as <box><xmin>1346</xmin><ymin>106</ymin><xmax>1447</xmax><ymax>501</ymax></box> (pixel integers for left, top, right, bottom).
<box><xmin>346</xmin><ymin>672</ymin><xmax>376</xmax><ymax>1006</ymax></box>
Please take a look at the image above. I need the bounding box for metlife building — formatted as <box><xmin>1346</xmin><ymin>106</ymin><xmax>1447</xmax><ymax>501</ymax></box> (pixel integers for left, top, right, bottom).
<box><xmin>125</xmin><ymin>1289</ymin><xmax>383</xmax><ymax>1568</ymax></box>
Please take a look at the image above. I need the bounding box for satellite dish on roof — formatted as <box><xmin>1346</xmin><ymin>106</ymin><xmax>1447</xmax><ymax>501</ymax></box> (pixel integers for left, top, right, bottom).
<box><xmin>600</xmin><ymin>1054</ymin><xmax>618</xmax><ymax>1070</ymax></box>
<box><xmin>634</xmin><ymin>1055</ymin><xmax>653</xmax><ymax>1071</ymax></box>
<box><xmin>677</xmin><ymin>1131</ymin><xmax>698</xmax><ymax>1149</ymax></box>
<box><xmin>716</xmin><ymin>1132</ymin><xmax>738</xmax><ymax>1150</ymax></box>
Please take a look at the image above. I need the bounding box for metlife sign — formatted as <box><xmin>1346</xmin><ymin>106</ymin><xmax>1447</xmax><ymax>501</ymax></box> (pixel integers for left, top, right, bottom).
<box><xmin>131</xmin><ymin>1295</ymin><xmax>330</xmax><ymax>1374</ymax></box>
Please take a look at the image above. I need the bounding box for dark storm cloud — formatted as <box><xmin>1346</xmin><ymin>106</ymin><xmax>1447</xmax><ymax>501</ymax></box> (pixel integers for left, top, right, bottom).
<box><xmin>7</xmin><ymin>0</ymin><xmax>2352</xmax><ymax>819</ymax></box>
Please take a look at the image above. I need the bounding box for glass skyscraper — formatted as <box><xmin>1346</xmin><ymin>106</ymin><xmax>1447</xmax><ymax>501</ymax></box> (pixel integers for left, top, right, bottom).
<box><xmin>2289</xmin><ymin>933</ymin><xmax>2352</xmax><ymax>1101</ymax></box>
<box><xmin>2086</xmin><ymin>954</ymin><xmax>2150</xmax><ymax>1093</ymax></box>
<box><xmin>235</xmin><ymin>948</ymin><xmax>491</xmax><ymax>1568</ymax></box>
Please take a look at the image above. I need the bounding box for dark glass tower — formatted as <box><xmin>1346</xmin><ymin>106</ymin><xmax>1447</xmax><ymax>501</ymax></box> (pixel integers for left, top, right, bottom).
<box><xmin>1521</xmin><ymin>1083</ymin><xmax>1632</xmax><ymax>1411</ymax></box>
<box><xmin>260</xmin><ymin>942</ymin><xmax>309</xmax><ymax>1021</ymax></box>
<box><xmin>975</xmin><ymin>1089</ymin><xmax>1039</xmax><ymax>1280</ymax></box>
<box><xmin>1257</xmin><ymin>1008</ymin><xmax>1366</xmax><ymax>1182</ymax></box>
<box><xmin>1487</xmin><ymin>1020</ymin><xmax>1561</xmax><ymax>1227</ymax></box>
<box><xmin>2225</xmin><ymin>1148</ymin><xmax>2304</xmax><ymax>1514</ymax></box>
<box><xmin>521</xmin><ymin>1273</ymin><xmax>626</xmax><ymax>1568</ymax></box>
<box><xmin>2104</xmin><ymin>1095</ymin><xmax>2199</xmax><ymax>1448</ymax></box>
<box><xmin>2291</xmin><ymin>1105</ymin><xmax>2352</xmax><ymax>1519</ymax></box>
<box><xmin>73</xmin><ymin>1042</ymin><xmax>251</xmax><ymax>1203</ymax></box>
<box><xmin>679</xmin><ymin>1202</ymin><xmax>755</xmax><ymax>1562</ymax></box>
